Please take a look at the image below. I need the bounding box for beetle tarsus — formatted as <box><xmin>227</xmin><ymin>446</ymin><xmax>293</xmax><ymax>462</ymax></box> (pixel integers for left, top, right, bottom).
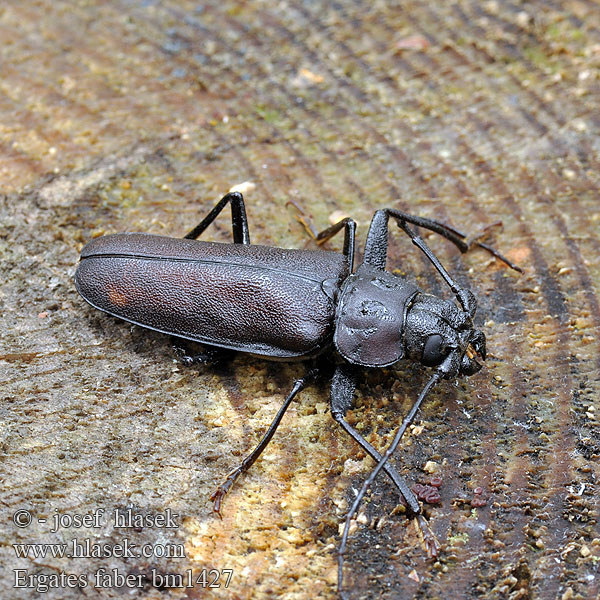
<box><xmin>207</xmin><ymin>455</ymin><xmax>270</xmax><ymax>517</ymax></box>
<box><xmin>209</xmin><ymin>476</ymin><xmax>237</xmax><ymax>518</ymax></box>
<box><xmin>211</xmin><ymin>497</ymin><xmax>224</xmax><ymax>520</ymax></box>
<box><xmin>286</xmin><ymin>200</ymin><xmax>320</xmax><ymax>240</ymax></box>
<box><xmin>416</xmin><ymin>514</ymin><xmax>440</xmax><ymax>558</ymax></box>
<box><xmin>473</xmin><ymin>240</ymin><xmax>523</xmax><ymax>272</ymax></box>
<box><xmin>461</xmin><ymin>220</ymin><xmax>523</xmax><ymax>273</ymax></box>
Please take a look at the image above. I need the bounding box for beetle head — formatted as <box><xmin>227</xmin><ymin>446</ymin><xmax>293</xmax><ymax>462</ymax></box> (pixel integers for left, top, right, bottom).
<box><xmin>404</xmin><ymin>294</ymin><xmax>486</xmax><ymax>378</ymax></box>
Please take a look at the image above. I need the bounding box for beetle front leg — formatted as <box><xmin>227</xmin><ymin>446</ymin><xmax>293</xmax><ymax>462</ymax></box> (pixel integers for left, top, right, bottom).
<box><xmin>184</xmin><ymin>191</ymin><xmax>250</xmax><ymax>244</ymax></box>
<box><xmin>337</xmin><ymin>371</ymin><xmax>444</xmax><ymax>598</ymax></box>
<box><xmin>364</xmin><ymin>208</ymin><xmax>520</xmax><ymax>271</ymax></box>
<box><xmin>330</xmin><ymin>365</ymin><xmax>421</xmax><ymax>514</ymax></box>
<box><xmin>363</xmin><ymin>209</ymin><xmax>474</xmax><ymax>299</ymax></box>
<box><xmin>395</xmin><ymin>219</ymin><xmax>478</xmax><ymax>317</ymax></box>
<box><xmin>330</xmin><ymin>365</ymin><xmax>439</xmax><ymax>558</ymax></box>
<box><xmin>362</xmin><ymin>209</ymin><xmax>499</xmax><ymax>317</ymax></box>
<box><xmin>210</xmin><ymin>367</ymin><xmax>319</xmax><ymax>516</ymax></box>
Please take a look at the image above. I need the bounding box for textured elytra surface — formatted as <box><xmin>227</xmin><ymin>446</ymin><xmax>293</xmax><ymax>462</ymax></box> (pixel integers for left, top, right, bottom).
<box><xmin>1</xmin><ymin>1</ymin><xmax>599</xmax><ymax>600</ymax></box>
<box><xmin>75</xmin><ymin>233</ymin><xmax>348</xmax><ymax>357</ymax></box>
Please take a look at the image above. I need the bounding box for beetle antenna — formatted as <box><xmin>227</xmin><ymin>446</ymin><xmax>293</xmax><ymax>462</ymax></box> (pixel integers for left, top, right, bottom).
<box><xmin>338</xmin><ymin>370</ymin><xmax>442</xmax><ymax>598</ymax></box>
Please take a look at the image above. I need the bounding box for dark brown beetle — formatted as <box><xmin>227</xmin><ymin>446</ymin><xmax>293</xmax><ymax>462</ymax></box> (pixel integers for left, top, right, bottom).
<box><xmin>75</xmin><ymin>192</ymin><xmax>519</xmax><ymax>597</ymax></box>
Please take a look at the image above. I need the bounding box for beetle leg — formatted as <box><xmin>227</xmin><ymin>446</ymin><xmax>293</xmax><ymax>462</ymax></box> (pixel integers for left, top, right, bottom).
<box><xmin>286</xmin><ymin>199</ymin><xmax>321</xmax><ymax>239</ymax></box>
<box><xmin>315</xmin><ymin>218</ymin><xmax>356</xmax><ymax>271</ymax></box>
<box><xmin>184</xmin><ymin>191</ymin><xmax>250</xmax><ymax>244</ymax></box>
<box><xmin>338</xmin><ymin>371</ymin><xmax>443</xmax><ymax>598</ymax></box>
<box><xmin>210</xmin><ymin>367</ymin><xmax>319</xmax><ymax>517</ymax></box>
<box><xmin>287</xmin><ymin>202</ymin><xmax>356</xmax><ymax>269</ymax></box>
<box><xmin>329</xmin><ymin>365</ymin><xmax>421</xmax><ymax>514</ymax></box>
<box><xmin>386</xmin><ymin>208</ymin><xmax>521</xmax><ymax>272</ymax></box>
<box><xmin>364</xmin><ymin>208</ymin><xmax>520</xmax><ymax>272</ymax></box>
<box><xmin>362</xmin><ymin>210</ymin><xmax>390</xmax><ymax>270</ymax></box>
<box><xmin>396</xmin><ymin>219</ymin><xmax>478</xmax><ymax>317</ymax></box>
<box><xmin>362</xmin><ymin>208</ymin><xmax>510</xmax><ymax>316</ymax></box>
<box><xmin>171</xmin><ymin>338</ymin><xmax>230</xmax><ymax>366</ymax></box>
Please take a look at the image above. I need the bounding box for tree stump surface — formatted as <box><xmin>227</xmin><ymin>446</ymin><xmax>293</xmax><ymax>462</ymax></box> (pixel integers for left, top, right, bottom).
<box><xmin>1</xmin><ymin>2</ymin><xmax>598</xmax><ymax>599</ymax></box>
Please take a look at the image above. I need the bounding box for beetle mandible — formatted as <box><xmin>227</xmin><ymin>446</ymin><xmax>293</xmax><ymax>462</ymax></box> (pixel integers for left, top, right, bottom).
<box><xmin>74</xmin><ymin>191</ymin><xmax>520</xmax><ymax>597</ymax></box>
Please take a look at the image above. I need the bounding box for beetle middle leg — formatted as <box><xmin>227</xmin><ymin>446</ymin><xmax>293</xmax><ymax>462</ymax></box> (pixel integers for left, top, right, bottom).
<box><xmin>287</xmin><ymin>201</ymin><xmax>356</xmax><ymax>269</ymax></box>
<box><xmin>210</xmin><ymin>367</ymin><xmax>319</xmax><ymax>516</ymax></box>
<box><xmin>330</xmin><ymin>364</ymin><xmax>439</xmax><ymax>554</ymax></box>
<box><xmin>314</xmin><ymin>218</ymin><xmax>356</xmax><ymax>266</ymax></box>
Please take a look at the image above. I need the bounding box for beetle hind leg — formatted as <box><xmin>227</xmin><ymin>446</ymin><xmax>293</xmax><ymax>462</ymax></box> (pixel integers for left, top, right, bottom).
<box><xmin>184</xmin><ymin>191</ymin><xmax>250</xmax><ymax>244</ymax></box>
<box><xmin>416</xmin><ymin>514</ymin><xmax>441</xmax><ymax>557</ymax></box>
<box><xmin>172</xmin><ymin>338</ymin><xmax>231</xmax><ymax>366</ymax></box>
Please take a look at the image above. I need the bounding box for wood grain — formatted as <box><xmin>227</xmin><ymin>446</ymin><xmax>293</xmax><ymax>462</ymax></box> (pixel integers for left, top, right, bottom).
<box><xmin>1</xmin><ymin>1</ymin><xmax>598</xmax><ymax>598</ymax></box>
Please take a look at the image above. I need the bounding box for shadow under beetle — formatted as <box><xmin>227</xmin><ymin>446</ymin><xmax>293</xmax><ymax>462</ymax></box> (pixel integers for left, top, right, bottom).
<box><xmin>75</xmin><ymin>192</ymin><xmax>520</xmax><ymax>597</ymax></box>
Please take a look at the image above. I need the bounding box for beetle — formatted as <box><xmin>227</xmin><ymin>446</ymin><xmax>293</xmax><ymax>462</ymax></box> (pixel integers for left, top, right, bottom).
<box><xmin>74</xmin><ymin>191</ymin><xmax>520</xmax><ymax>597</ymax></box>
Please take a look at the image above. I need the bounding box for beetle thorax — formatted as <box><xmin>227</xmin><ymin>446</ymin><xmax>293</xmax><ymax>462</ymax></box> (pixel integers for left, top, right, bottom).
<box><xmin>333</xmin><ymin>265</ymin><xmax>419</xmax><ymax>367</ymax></box>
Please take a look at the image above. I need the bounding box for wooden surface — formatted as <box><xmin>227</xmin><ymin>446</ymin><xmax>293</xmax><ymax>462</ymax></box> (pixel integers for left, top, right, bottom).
<box><xmin>1</xmin><ymin>1</ymin><xmax>599</xmax><ymax>599</ymax></box>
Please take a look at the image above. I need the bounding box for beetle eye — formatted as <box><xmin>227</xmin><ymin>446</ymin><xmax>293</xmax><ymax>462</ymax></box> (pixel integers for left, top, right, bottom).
<box><xmin>422</xmin><ymin>334</ymin><xmax>447</xmax><ymax>366</ymax></box>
